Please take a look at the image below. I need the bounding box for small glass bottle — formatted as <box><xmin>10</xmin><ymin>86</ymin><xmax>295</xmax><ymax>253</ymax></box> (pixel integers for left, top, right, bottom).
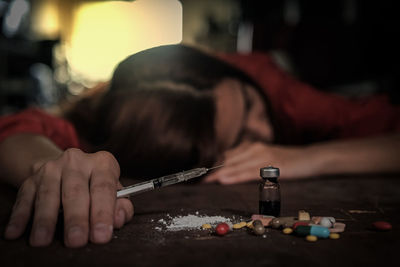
<box><xmin>259</xmin><ymin>166</ymin><xmax>281</xmax><ymax>217</ymax></box>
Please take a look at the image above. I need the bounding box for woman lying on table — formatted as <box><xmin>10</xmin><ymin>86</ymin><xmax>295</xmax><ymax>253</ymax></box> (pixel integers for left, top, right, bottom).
<box><xmin>0</xmin><ymin>44</ymin><xmax>399</xmax><ymax>248</ymax></box>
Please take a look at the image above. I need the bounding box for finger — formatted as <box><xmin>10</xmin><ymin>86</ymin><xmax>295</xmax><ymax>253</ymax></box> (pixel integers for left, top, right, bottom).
<box><xmin>220</xmin><ymin>160</ymin><xmax>261</xmax><ymax>179</ymax></box>
<box><xmin>4</xmin><ymin>179</ymin><xmax>36</xmax><ymax>240</ymax></box>
<box><xmin>62</xmin><ymin>170</ymin><xmax>90</xmax><ymax>248</ymax></box>
<box><xmin>114</xmin><ymin>198</ymin><xmax>134</xmax><ymax>229</ymax></box>
<box><xmin>223</xmin><ymin>141</ymin><xmax>253</xmax><ymax>159</ymax></box>
<box><xmin>30</xmin><ymin>170</ymin><xmax>61</xmax><ymax>247</ymax></box>
<box><xmin>203</xmin><ymin>143</ymin><xmax>254</xmax><ymax>183</ymax></box>
<box><xmin>203</xmin><ymin>157</ymin><xmax>255</xmax><ymax>183</ymax></box>
<box><xmin>89</xmin><ymin>169</ymin><xmax>117</xmax><ymax>244</ymax></box>
<box><xmin>223</xmin><ymin>144</ymin><xmax>266</xmax><ymax>167</ymax></box>
<box><xmin>207</xmin><ymin>160</ymin><xmax>261</xmax><ymax>184</ymax></box>
<box><xmin>203</xmin><ymin>170</ymin><xmax>224</xmax><ymax>183</ymax></box>
<box><xmin>114</xmin><ymin>182</ymin><xmax>134</xmax><ymax>227</ymax></box>
<box><xmin>219</xmin><ymin>170</ymin><xmax>259</xmax><ymax>184</ymax></box>
<box><xmin>114</xmin><ymin>182</ymin><xmax>125</xmax><ymax>228</ymax></box>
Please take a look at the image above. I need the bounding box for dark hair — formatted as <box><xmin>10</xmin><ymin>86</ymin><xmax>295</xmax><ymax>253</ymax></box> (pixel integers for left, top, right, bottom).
<box><xmin>110</xmin><ymin>44</ymin><xmax>257</xmax><ymax>92</ymax></box>
<box><xmin>65</xmin><ymin>44</ymin><xmax>273</xmax><ymax>179</ymax></box>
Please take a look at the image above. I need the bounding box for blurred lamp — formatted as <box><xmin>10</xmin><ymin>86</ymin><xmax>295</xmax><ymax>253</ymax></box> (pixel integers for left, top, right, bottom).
<box><xmin>66</xmin><ymin>0</ymin><xmax>182</xmax><ymax>83</ymax></box>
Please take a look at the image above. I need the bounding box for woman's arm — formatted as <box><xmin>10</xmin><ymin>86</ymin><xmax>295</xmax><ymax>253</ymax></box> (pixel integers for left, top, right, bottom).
<box><xmin>204</xmin><ymin>134</ymin><xmax>400</xmax><ymax>184</ymax></box>
<box><xmin>308</xmin><ymin>133</ymin><xmax>400</xmax><ymax>176</ymax></box>
<box><xmin>0</xmin><ymin>134</ymin><xmax>134</xmax><ymax>247</ymax></box>
<box><xmin>0</xmin><ymin>134</ymin><xmax>63</xmax><ymax>187</ymax></box>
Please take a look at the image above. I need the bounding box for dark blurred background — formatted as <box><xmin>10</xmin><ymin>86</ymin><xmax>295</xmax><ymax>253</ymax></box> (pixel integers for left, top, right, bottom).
<box><xmin>0</xmin><ymin>0</ymin><xmax>399</xmax><ymax>115</ymax></box>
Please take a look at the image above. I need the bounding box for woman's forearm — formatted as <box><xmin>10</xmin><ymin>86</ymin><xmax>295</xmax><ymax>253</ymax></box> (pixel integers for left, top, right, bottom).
<box><xmin>0</xmin><ymin>133</ymin><xmax>63</xmax><ymax>187</ymax></box>
<box><xmin>307</xmin><ymin>133</ymin><xmax>400</xmax><ymax>176</ymax></box>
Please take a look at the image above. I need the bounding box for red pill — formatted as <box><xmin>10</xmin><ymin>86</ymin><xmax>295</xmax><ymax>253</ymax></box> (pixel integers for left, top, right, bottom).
<box><xmin>216</xmin><ymin>222</ymin><xmax>230</xmax><ymax>236</ymax></box>
<box><xmin>372</xmin><ymin>221</ymin><xmax>392</xmax><ymax>231</ymax></box>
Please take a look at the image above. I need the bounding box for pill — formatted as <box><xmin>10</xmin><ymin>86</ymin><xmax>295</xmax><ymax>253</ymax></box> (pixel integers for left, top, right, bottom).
<box><xmin>329</xmin><ymin>233</ymin><xmax>340</xmax><ymax>239</ymax></box>
<box><xmin>298</xmin><ymin>210</ymin><xmax>311</xmax><ymax>221</ymax></box>
<box><xmin>320</xmin><ymin>217</ymin><xmax>335</xmax><ymax>228</ymax></box>
<box><xmin>202</xmin><ymin>223</ymin><xmax>212</xmax><ymax>229</ymax></box>
<box><xmin>292</xmin><ymin>221</ymin><xmax>311</xmax><ymax>229</ymax></box>
<box><xmin>306</xmin><ymin>235</ymin><xmax>318</xmax><ymax>242</ymax></box>
<box><xmin>233</xmin><ymin>222</ymin><xmax>247</xmax><ymax>229</ymax></box>
<box><xmin>271</xmin><ymin>217</ymin><xmax>297</xmax><ymax>229</ymax></box>
<box><xmin>311</xmin><ymin>216</ymin><xmax>322</xmax><ymax>224</ymax></box>
<box><xmin>251</xmin><ymin>214</ymin><xmax>275</xmax><ymax>226</ymax></box>
<box><xmin>282</xmin><ymin>220</ymin><xmax>299</xmax><ymax>228</ymax></box>
<box><xmin>372</xmin><ymin>221</ymin><xmax>392</xmax><ymax>231</ymax></box>
<box><xmin>253</xmin><ymin>224</ymin><xmax>266</xmax><ymax>235</ymax></box>
<box><xmin>295</xmin><ymin>225</ymin><xmax>330</xmax><ymax>238</ymax></box>
<box><xmin>215</xmin><ymin>223</ymin><xmax>230</xmax><ymax>236</ymax></box>
<box><xmin>282</xmin><ymin>227</ymin><xmax>293</xmax><ymax>234</ymax></box>
<box><xmin>330</xmin><ymin>222</ymin><xmax>346</xmax><ymax>233</ymax></box>
<box><xmin>233</xmin><ymin>223</ymin><xmax>241</xmax><ymax>229</ymax></box>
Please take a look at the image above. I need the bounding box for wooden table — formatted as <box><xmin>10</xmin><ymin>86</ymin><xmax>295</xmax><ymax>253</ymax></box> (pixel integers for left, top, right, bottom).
<box><xmin>1</xmin><ymin>175</ymin><xmax>399</xmax><ymax>266</ymax></box>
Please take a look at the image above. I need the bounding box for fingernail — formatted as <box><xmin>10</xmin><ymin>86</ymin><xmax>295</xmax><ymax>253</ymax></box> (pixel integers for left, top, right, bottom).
<box><xmin>67</xmin><ymin>226</ymin><xmax>86</xmax><ymax>247</ymax></box>
<box><xmin>93</xmin><ymin>223</ymin><xmax>112</xmax><ymax>243</ymax></box>
<box><xmin>5</xmin><ymin>224</ymin><xmax>19</xmax><ymax>239</ymax></box>
<box><xmin>32</xmin><ymin>226</ymin><xmax>48</xmax><ymax>246</ymax></box>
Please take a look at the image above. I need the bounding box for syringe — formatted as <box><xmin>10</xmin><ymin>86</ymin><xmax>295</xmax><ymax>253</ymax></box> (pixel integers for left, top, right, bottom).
<box><xmin>116</xmin><ymin>165</ymin><xmax>223</xmax><ymax>198</ymax></box>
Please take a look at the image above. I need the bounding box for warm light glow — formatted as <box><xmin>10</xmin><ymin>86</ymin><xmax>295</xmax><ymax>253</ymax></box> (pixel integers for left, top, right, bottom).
<box><xmin>66</xmin><ymin>0</ymin><xmax>182</xmax><ymax>82</ymax></box>
<box><xmin>31</xmin><ymin>0</ymin><xmax>59</xmax><ymax>39</ymax></box>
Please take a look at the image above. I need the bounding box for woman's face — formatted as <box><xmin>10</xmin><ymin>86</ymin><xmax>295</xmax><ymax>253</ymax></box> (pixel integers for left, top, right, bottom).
<box><xmin>214</xmin><ymin>79</ymin><xmax>274</xmax><ymax>151</ymax></box>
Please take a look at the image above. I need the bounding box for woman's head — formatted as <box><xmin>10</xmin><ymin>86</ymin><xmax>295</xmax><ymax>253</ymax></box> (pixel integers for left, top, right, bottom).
<box><xmin>66</xmin><ymin>44</ymin><xmax>274</xmax><ymax>179</ymax></box>
<box><xmin>93</xmin><ymin>81</ymin><xmax>217</xmax><ymax>179</ymax></box>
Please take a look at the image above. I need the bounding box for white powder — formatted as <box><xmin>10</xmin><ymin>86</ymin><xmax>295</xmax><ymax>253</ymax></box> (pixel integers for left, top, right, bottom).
<box><xmin>156</xmin><ymin>213</ymin><xmax>232</xmax><ymax>231</ymax></box>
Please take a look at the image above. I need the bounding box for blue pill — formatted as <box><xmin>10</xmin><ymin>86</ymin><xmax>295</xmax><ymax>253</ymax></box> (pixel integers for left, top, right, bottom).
<box><xmin>295</xmin><ymin>225</ymin><xmax>330</xmax><ymax>238</ymax></box>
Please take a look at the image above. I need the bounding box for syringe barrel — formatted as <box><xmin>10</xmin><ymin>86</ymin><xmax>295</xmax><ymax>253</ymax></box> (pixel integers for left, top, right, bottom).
<box><xmin>159</xmin><ymin>168</ymin><xmax>207</xmax><ymax>186</ymax></box>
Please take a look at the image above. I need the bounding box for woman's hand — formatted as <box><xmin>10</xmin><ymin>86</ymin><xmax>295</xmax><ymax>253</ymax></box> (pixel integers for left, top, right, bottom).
<box><xmin>204</xmin><ymin>134</ymin><xmax>400</xmax><ymax>185</ymax></box>
<box><xmin>203</xmin><ymin>142</ymin><xmax>313</xmax><ymax>184</ymax></box>
<box><xmin>4</xmin><ymin>148</ymin><xmax>134</xmax><ymax>248</ymax></box>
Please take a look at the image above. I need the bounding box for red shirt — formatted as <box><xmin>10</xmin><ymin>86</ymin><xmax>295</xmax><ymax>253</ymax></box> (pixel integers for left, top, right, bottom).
<box><xmin>1</xmin><ymin>52</ymin><xmax>399</xmax><ymax>148</ymax></box>
<box><xmin>220</xmin><ymin>52</ymin><xmax>400</xmax><ymax>144</ymax></box>
<box><xmin>0</xmin><ymin>108</ymin><xmax>80</xmax><ymax>149</ymax></box>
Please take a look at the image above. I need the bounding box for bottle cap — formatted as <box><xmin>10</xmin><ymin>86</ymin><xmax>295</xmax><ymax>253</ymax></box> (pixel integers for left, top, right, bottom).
<box><xmin>260</xmin><ymin>166</ymin><xmax>280</xmax><ymax>178</ymax></box>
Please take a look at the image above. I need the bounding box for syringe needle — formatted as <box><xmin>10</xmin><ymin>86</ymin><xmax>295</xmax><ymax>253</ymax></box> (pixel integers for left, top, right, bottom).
<box><xmin>207</xmin><ymin>164</ymin><xmax>224</xmax><ymax>171</ymax></box>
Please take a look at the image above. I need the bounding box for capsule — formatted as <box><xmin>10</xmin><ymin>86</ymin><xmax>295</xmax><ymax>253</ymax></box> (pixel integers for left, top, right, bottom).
<box><xmin>292</xmin><ymin>221</ymin><xmax>311</xmax><ymax>229</ymax></box>
<box><xmin>295</xmin><ymin>225</ymin><xmax>330</xmax><ymax>238</ymax></box>
<box><xmin>271</xmin><ymin>217</ymin><xmax>297</xmax><ymax>229</ymax></box>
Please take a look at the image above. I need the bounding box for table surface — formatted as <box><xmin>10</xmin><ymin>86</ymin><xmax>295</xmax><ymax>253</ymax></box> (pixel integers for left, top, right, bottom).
<box><xmin>0</xmin><ymin>175</ymin><xmax>399</xmax><ymax>267</ymax></box>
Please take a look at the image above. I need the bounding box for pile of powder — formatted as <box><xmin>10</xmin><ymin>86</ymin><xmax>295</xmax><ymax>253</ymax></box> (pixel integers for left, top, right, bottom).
<box><xmin>157</xmin><ymin>213</ymin><xmax>232</xmax><ymax>231</ymax></box>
